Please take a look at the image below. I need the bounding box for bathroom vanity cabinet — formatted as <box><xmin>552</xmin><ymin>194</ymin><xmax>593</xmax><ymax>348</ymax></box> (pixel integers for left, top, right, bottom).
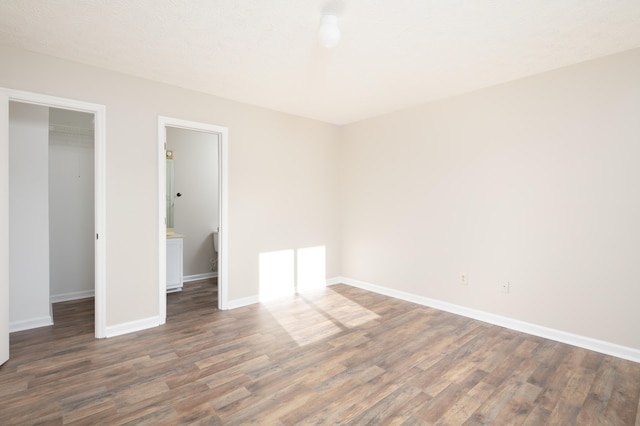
<box><xmin>166</xmin><ymin>236</ymin><xmax>184</xmax><ymax>292</ymax></box>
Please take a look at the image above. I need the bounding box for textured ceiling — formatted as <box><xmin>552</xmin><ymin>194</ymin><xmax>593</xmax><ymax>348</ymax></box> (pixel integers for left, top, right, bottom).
<box><xmin>1</xmin><ymin>1</ymin><xmax>640</xmax><ymax>124</ymax></box>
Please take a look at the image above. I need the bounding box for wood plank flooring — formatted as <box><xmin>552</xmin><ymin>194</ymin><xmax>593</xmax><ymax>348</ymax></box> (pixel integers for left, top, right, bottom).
<box><xmin>1</xmin><ymin>279</ymin><xmax>639</xmax><ymax>425</ymax></box>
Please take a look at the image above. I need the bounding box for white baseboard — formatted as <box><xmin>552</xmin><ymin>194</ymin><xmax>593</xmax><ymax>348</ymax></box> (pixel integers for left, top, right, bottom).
<box><xmin>10</xmin><ymin>315</ymin><xmax>54</xmax><ymax>333</ymax></box>
<box><xmin>50</xmin><ymin>289</ymin><xmax>95</xmax><ymax>303</ymax></box>
<box><xmin>334</xmin><ymin>276</ymin><xmax>640</xmax><ymax>364</ymax></box>
<box><xmin>227</xmin><ymin>295</ymin><xmax>259</xmax><ymax>310</ymax></box>
<box><xmin>326</xmin><ymin>277</ymin><xmax>343</xmax><ymax>286</ymax></box>
<box><xmin>105</xmin><ymin>316</ymin><xmax>162</xmax><ymax>338</ymax></box>
<box><xmin>183</xmin><ymin>272</ymin><xmax>217</xmax><ymax>283</ymax></box>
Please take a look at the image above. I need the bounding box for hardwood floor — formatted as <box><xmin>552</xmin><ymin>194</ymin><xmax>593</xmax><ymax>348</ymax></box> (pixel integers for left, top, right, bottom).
<box><xmin>1</xmin><ymin>279</ymin><xmax>639</xmax><ymax>425</ymax></box>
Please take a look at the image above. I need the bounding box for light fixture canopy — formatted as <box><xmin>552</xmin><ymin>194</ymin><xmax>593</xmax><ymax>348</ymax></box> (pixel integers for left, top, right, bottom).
<box><xmin>317</xmin><ymin>15</ymin><xmax>340</xmax><ymax>48</ymax></box>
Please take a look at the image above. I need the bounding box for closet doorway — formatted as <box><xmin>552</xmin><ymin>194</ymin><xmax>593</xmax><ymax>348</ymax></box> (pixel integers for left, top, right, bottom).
<box><xmin>1</xmin><ymin>89</ymin><xmax>106</xmax><ymax>366</ymax></box>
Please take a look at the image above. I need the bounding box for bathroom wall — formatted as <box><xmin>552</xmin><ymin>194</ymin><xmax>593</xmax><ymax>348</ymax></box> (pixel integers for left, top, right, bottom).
<box><xmin>166</xmin><ymin>127</ymin><xmax>218</xmax><ymax>279</ymax></box>
<box><xmin>48</xmin><ymin>108</ymin><xmax>95</xmax><ymax>302</ymax></box>
<box><xmin>8</xmin><ymin>102</ymin><xmax>52</xmax><ymax>331</ymax></box>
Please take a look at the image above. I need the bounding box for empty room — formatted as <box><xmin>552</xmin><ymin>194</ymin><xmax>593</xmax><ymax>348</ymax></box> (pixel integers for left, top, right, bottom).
<box><xmin>1</xmin><ymin>1</ymin><xmax>640</xmax><ymax>424</ymax></box>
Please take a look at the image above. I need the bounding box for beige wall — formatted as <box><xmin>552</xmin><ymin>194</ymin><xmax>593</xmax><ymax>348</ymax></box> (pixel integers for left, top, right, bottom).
<box><xmin>340</xmin><ymin>48</ymin><xmax>640</xmax><ymax>349</ymax></box>
<box><xmin>3</xmin><ymin>44</ymin><xmax>640</xmax><ymax>353</ymax></box>
<box><xmin>0</xmin><ymin>46</ymin><xmax>341</xmax><ymax>327</ymax></box>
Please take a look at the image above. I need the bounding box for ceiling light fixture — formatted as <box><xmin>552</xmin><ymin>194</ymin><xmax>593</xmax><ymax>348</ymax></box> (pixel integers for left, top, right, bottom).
<box><xmin>317</xmin><ymin>15</ymin><xmax>341</xmax><ymax>48</ymax></box>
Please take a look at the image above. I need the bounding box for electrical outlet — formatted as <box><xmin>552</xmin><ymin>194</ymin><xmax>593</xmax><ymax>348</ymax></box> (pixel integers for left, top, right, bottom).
<box><xmin>501</xmin><ymin>282</ymin><xmax>510</xmax><ymax>294</ymax></box>
<box><xmin>460</xmin><ymin>273</ymin><xmax>468</xmax><ymax>285</ymax></box>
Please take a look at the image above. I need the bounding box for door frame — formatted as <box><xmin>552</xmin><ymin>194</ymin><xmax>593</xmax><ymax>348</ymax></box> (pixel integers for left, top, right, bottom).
<box><xmin>0</xmin><ymin>88</ymin><xmax>107</xmax><ymax>340</ymax></box>
<box><xmin>158</xmin><ymin>116</ymin><xmax>228</xmax><ymax>321</ymax></box>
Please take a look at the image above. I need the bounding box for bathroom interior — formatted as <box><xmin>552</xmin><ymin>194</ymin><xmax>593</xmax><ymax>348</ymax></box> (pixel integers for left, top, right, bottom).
<box><xmin>165</xmin><ymin>127</ymin><xmax>220</xmax><ymax>301</ymax></box>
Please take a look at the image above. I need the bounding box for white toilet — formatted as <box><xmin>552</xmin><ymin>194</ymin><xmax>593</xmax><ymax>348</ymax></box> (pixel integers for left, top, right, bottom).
<box><xmin>212</xmin><ymin>231</ymin><xmax>219</xmax><ymax>253</ymax></box>
<box><xmin>211</xmin><ymin>231</ymin><xmax>219</xmax><ymax>274</ymax></box>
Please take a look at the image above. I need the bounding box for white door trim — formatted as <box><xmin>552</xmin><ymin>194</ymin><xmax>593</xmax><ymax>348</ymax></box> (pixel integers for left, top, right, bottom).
<box><xmin>0</xmin><ymin>90</ymin><xmax>8</xmax><ymax>364</ymax></box>
<box><xmin>0</xmin><ymin>88</ymin><xmax>107</xmax><ymax>339</ymax></box>
<box><xmin>158</xmin><ymin>116</ymin><xmax>229</xmax><ymax>321</ymax></box>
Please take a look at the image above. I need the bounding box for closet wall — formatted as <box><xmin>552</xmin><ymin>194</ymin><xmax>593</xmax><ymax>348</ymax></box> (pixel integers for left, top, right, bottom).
<box><xmin>9</xmin><ymin>102</ymin><xmax>51</xmax><ymax>330</ymax></box>
<box><xmin>48</xmin><ymin>108</ymin><xmax>95</xmax><ymax>302</ymax></box>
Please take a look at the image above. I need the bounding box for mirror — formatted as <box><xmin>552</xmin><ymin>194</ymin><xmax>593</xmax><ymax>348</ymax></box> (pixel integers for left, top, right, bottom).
<box><xmin>166</xmin><ymin>157</ymin><xmax>175</xmax><ymax>229</ymax></box>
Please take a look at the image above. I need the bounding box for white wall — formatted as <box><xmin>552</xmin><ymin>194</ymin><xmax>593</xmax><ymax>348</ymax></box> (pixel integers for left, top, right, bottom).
<box><xmin>340</xmin><ymin>48</ymin><xmax>640</xmax><ymax>350</ymax></box>
<box><xmin>167</xmin><ymin>127</ymin><xmax>218</xmax><ymax>277</ymax></box>
<box><xmin>0</xmin><ymin>46</ymin><xmax>341</xmax><ymax>328</ymax></box>
<box><xmin>8</xmin><ymin>101</ymin><xmax>52</xmax><ymax>330</ymax></box>
<box><xmin>48</xmin><ymin>109</ymin><xmax>95</xmax><ymax>301</ymax></box>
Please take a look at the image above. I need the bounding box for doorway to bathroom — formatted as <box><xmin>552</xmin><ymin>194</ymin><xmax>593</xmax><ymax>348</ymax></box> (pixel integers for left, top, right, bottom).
<box><xmin>166</xmin><ymin>127</ymin><xmax>219</xmax><ymax>284</ymax></box>
<box><xmin>158</xmin><ymin>116</ymin><xmax>228</xmax><ymax>323</ymax></box>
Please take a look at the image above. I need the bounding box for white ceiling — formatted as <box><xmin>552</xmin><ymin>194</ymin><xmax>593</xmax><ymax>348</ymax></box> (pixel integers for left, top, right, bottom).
<box><xmin>1</xmin><ymin>1</ymin><xmax>640</xmax><ymax>125</ymax></box>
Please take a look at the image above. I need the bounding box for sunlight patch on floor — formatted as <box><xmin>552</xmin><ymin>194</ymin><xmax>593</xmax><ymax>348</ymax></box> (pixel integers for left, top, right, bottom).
<box><xmin>259</xmin><ymin>245</ymin><xmax>380</xmax><ymax>345</ymax></box>
<box><xmin>304</xmin><ymin>288</ymin><xmax>380</xmax><ymax>328</ymax></box>
<box><xmin>265</xmin><ymin>298</ymin><xmax>343</xmax><ymax>346</ymax></box>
